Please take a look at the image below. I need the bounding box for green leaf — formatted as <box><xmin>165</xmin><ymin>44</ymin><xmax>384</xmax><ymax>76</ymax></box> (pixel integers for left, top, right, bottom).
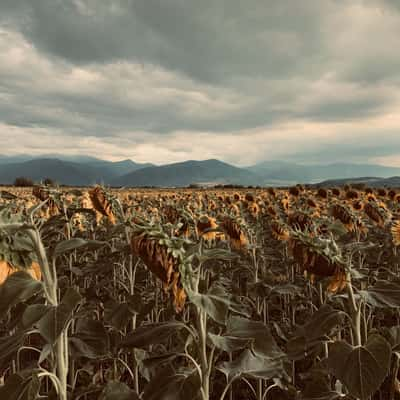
<box><xmin>300</xmin><ymin>370</ymin><xmax>343</xmax><ymax>400</ymax></box>
<box><xmin>53</xmin><ymin>238</ymin><xmax>106</xmax><ymax>257</ymax></box>
<box><xmin>328</xmin><ymin>334</ymin><xmax>391</xmax><ymax>400</ymax></box>
<box><xmin>142</xmin><ymin>366</ymin><xmax>200</xmax><ymax>400</ymax></box>
<box><xmin>142</xmin><ymin>353</ymin><xmax>180</xmax><ymax>370</ymax></box>
<box><xmin>22</xmin><ymin>304</ymin><xmax>49</xmax><ymax>329</ymax></box>
<box><xmin>0</xmin><ymin>271</ymin><xmax>43</xmax><ymax>317</ymax></box>
<box><xmin>226</xmin><ymin>316</ymin><xmax>284</xmax><ymax>359</ymax></box>
<box><xmin>198</xmin><ymin>248</ymin><xmax>239</xmax><ymax>263</ymax></box>
<box><xmin>287</xmin><ymin>335</ymin><xmax>324</xmax><ymax>361</ymax></box>
<box><xmin>119</xmin><ymin>321</ymin><xmax>188</xmax><ymax>349</ymax></box>
<box><xmin>382</xmin><ymin>326</ymin><xmax>400</xmax><ymax>351</ymax></box>
<box><xmin>37</xmin><ymin>288</ymin><xmax>81</xmax><ymax>344</ymax></box>
<box><xmin>361</xmin><ymin>280</ymin><xmax>400</xmax><ymax>308</ymax></box>
<box><xmin>99</xmin><ymin>381</ymin><xmax>139</xmax><ymax>400</ymax></box>
<box><xmin>0</xmin><ymin>331</ymin><xmax>25</xmax><ymax>370</ymax></box>
<box><xmin>38</xmin><ymin>344</ymin><xmax>52</xmax><ymax>364</ymax></box>
<box><xmin>208</xmin><ymin>333</ymin><xmax>251</xmax><ymax>353</ymax></box>
<box><xmin>0</xmin><ymin>371</ymin><xmax>41</xmax><ymax>400</ymax></box>
<box><xmin>189</xmin><ymin>291</ymin><xmax>228</xmax><ymax>324</ymax></box>
<box><xmin>218</xmin><ymin>349</ymin><xmax>285</xmax><ymax>381</ymax></box>
<box><xmin>0</xmin><ymin>373</ymin><xmax>26</xmax><ymax>400</ymax></box>
<box><xmin>294</xmin><ymin>304</ymin><xmax>344</xmax><ymax>342</ymax></box>
<box><xmin>69</xmin><ymin>319</ymin><xmax>110</xmax><ymax>359</ymax></box>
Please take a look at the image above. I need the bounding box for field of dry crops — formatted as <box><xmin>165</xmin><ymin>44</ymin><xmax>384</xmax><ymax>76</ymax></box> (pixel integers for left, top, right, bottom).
<box><xmin>1</xmin><ymin>184</ymin><xmax>400</xmax><ymax>400</ymax></box>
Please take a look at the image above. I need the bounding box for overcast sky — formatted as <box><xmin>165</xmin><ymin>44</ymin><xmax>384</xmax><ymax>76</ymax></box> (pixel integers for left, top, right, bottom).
<box><xmin>0</xmin><ymin>0</ymin><xmax>400</xmax><ymax>166</ymax></box>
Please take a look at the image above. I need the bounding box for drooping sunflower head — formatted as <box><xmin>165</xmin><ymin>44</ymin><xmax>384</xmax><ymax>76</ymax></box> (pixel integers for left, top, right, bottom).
<box><xmin>220</xmin><ymin>216</ymin><xmax>248</xmax><ymax>251</ymax></box>
<box><xmin>233</xmin><ymin>192</ymin><xmax>241</xmax><ymax>202</ymax></box>
<box><xmin>345</xmin><ymin>189</ymin><xmax>359</xmax><ymax>200</ymax></box>
<box><xmin>248</xmin><ymin>202</ymin><xmax>260</xmax><ymax>218</ymax></box>
<box><xmin>352</xmin><ymin>200</ymin><xmax>364</xmax><ymax>211</ymax></box>
<box><xmin>196</xmin><ymin>215</ymin><xmax>219</xmax><ymax>241</ymax></box>
<box><xmin>245</xmin><ymin>192</ymin><xmax>255</xmax><ymax>202</ymax></box>
<box><xmin>270</xmin><ymin>219</ymin><xmax>290</xmax><ymax>241</ymax></box>
<box><xmin>267</xmin><ymin>205</ymin><xmax>278</xmax><ymax>217</ymax></box>
<box><xmin>288</xmin><ymin>232</ymin><xmax>347</xmax><ymax>293</ymax></box>
<box><xmin>377</xmin><ymin>188</ymin><xmax>387</xmax><ymax>197</ymax></box>
<box><xmin>365</xmin><ymin>187</ymin><xmax>374</xmax><ymax>195</ymax></box>
<box><xmin>88</xmin><ymin>186</ymin><xmax>116</xmax><ymax>225</ymax></box>
<box><xmin>131</xmin><ymin>230</ymin><xmax>187</xmax><ymax>313</ymax></box>
<box><xmin>307</xmin><ymin>198</ymin><xmax>318</xmax><ymax>209</ymax></box>
<box><xmin>289</xmin><ymin>186</ymin><xmax>300</xmax><ymax>197</ymax></box>
<box><xmin>330</xmin><ymin>203</ymin><xmax>358</xmax><ymax>233</ymax></box>
<box><xmin>364</xmin><ymin>202</ymin><xmax>386</xmax><ymax>227</ymax></box>
<box><xmin>317</xmin><ymin>188</ymin><xmax>328</xmax><ymax>199</ymax></box>
<box><xmin>391</xmin><ymin>220</ymin><xmax>400</xmax><ymax>247</ymax></box>
<box><xmin>288</xmin><ymin>211</ymin><xmax>312</xmax><ymax>232</ymax></box>
<box><xmin>388</xmin><ymin>190</ymin><xmax>397</xmax><ymax>200</ymax></box>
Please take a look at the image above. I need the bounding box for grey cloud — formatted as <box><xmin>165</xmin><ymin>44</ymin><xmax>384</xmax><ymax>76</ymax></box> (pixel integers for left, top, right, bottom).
<box><xmin>0</xmin><ymin>0</ymin><xmax>330</xmax><ymax>83</ymax></box>
<box><xmin>0</xmin><ymin>0</ymin><xmax>400</xmax><ymax>165</ymax></box>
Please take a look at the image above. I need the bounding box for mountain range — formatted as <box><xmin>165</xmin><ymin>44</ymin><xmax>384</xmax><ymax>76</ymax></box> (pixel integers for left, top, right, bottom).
<box><xmin>0</xmin><ymin>154</ymin><xmax>400</xmax><ymax>187</ymax></box>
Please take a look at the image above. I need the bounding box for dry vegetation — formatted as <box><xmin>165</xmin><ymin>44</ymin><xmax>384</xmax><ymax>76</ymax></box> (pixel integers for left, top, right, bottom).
<box><xmin>1</xmin><ymin>183</ymin><xmax>400</xmax><ymax>399</ymax></box>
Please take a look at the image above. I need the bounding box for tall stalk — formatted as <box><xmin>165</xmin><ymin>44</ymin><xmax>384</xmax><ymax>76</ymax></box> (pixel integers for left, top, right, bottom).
<box><xmin>27</xmin><ymin>227</ymin><xmax>69</xmax><ymax>400</ymax></box>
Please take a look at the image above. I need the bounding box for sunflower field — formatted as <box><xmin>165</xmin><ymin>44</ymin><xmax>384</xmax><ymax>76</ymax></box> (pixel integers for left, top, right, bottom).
<box><xmin>1</xmin><ymin>184</ymin><xmax>400</xmax><ymax>400</ymax></box>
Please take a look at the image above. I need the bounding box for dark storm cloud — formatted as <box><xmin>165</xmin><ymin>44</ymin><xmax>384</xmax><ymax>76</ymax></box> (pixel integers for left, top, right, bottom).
<box><xmin>0</xmin><ymin>0</ymin><xmax>400</xmax><ymax>164</ymax></box>
<box><xmin>0</xmin><ymin>0</ymin><xmax>330</xmax><ymax>82</ymax></box>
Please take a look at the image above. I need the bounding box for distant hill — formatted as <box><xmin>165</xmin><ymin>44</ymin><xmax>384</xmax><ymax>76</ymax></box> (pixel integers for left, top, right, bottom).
<box><xmin>83</xmin><ymin>158</ymin><xmax>153</xmax><ymax>178</ymax></box>
<box><xmin>248</xmin><ymin>161</ymin><xmax>400</xmax><ymax>184</ymax></box>
<box><xmin>0</xmin><ymin>157</ymin><xmax>151</xmax><ymax>185</ymax></box>
<box><xmin>0</xmin><ymin>155</ymin><xmax>34</xmax><ymax>164</ymax></box>
<box><xmin>316</xmin><ymin>176</ymin><xmax>400</xmax><ymax>188</ymax></box>
<box><xmin>0</xmin><ymin>159</ymin><xmax>97</xmax><ymax>186</ymax></box>
<box><xmin>1</xmin><ymin>154</ymin><xmax>400</xmax><ymax>187</ymax></box>
<box><xmin>115</xmin><ymin>159</ymin><xmax>259</xmax><ymax>187</ymax></box>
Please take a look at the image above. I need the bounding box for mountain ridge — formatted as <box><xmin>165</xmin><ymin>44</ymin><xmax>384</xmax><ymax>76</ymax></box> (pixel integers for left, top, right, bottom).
<box><xmin>1</xmin><ymin>155</ymin><xmax>400</xmax><ymax>187</ymax></box>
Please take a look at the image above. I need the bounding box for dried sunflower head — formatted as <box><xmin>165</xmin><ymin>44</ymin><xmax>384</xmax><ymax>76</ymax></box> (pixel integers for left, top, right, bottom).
<box><xmin>267</xmin><ymin>205</ymin><xmax>277</xmax><ymax>217</ymax></box>
<box><xmin>32</xmin><ymin>186</ymin><xmax>60</xmax><ymax>216</ymax></box>
<box><xmin>330</xmin><ymin>204</ymin><xmax>356</xmax><ymax>232</ymax></box>
<box><xmin>288</xmin><ymin>211</ymin><xmax>312</xmax><ymax>232</ymax></box>
<box><xmin>317</xmin><ymin>188</ymin><xmax>328</xmax><ymax>199</ymax></box>
<box><xmin>391</xmin><ymin>220</ymin><xmax>400</xmax><ymax>247</ymax></box>
<box><xmin>352</xmin><ymin>200</ymin><xmax>363</xmax><ymax>211</ymax></box>
<box><xmin>233</xmin><ymin>192</ymin><xmax>241</xmax><ymax>201</ymax></box>
<box><xmin>88</xmin><ymin>186</ymin><xmax>116</xmax><ymax>225</ymax></box>
<box><xmin>377</xmin><ymin>188</ymin><xmax>387</xmax><ymax>197</ymax></box>
<box><xmin>364</xmin><ymin>202</ymin><xmax>388</xmax><ymax>227</ymax></box>
<box><xmin>326</xmin><ymin>269</ymin><xmax>347</xmax><ymax>294</ymax></box>
<box><xmin>281</xmin><ymin>197</ymin><xmax>290</xmax><ymax>213</ymax></box>
<box><xmin>196</xmin><ymin>215</ymin><xmax>219</xmax><ymax>242</ymax></box>
<box><xmin>245</xmin><ymin>193</ymin><xmax>255</xmax><ymax>202</ymax></box>
<box><xmin>270</xmin><ymin>219</ymin><xmax>290</xmax><ymax>241</ymax></box>
<box><xmin>289</xmin><ymin>186</ymin><xmax>300</xmax><ymax>197</ymax></box>
<box><xmin>248</xmin><ymin>202</ymin><xmax>260</xmax><ymax>218</ymax></box>
<box><xmin>288</xmin><ymin>232</ymin><xmax>346</xmax><ymax>293</ymax></box>
<box><xmin>220</xmin><ymin>216</ymin><xmax>248</xmax><ymax>251</ymax></box>
<box><xmin>345</xmin><ymin>190</ymin><xmax>359</xmax><ymax>200</ymax></box>
<box><xmin>131</xmin><ymin>231</ymin><xmax>186</xmax><ymax>313</ymax></box>
<box><xmin>307</xmin><ymin>198</ymin><xmax>318</xmax><ymax>208</ymax></box>
<box><xmin>388</xmin><ymin>190</ymin><xmax>396</xmax><ymax>200</ymax></box>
